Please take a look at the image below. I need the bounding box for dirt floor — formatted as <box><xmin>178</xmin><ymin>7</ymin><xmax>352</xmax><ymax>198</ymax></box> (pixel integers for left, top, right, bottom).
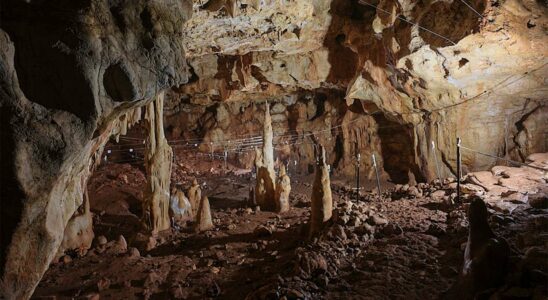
<box><xmin>33</xmin><ymin>152</ymin><xmax>548</xmax><ymax>300</ymax></box>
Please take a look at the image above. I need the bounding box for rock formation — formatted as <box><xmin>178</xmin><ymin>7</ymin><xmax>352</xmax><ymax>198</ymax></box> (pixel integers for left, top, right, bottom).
<box><xmin>446</xmin><ymin>197</ymin><xmax>511</xmax><ymax>298</ymax></box>
<box><xmin>195</xmin><ymin>196</ymin><xmax>214</xmax><ymax>232</ymax></box>
<box><xmin>255</xmin><ymin>103</ymin><xmax>278</xmax><ymax>211</ymax></box>
<box><xmin>275</xmin><ymin>165</ymin><xmax>291</xmax><ymax>213</ymax></box>
<box><xmin>188</xmin><ymin>179</ymin><xmax>202</xmax><ymax>219</ymax></box>
<box><xmin>142</xmin><ymin>93</ymin><xmax>173</xmax><ymax>234</ymax></box>
<box><xmin>163</xmin><ymin>0</ymin><xmax>547</xmax><ymax>183</ymax></box>
<box><xmin>0</xmin><ymin>0</ymin><xmax>192</xmax><ymax>298</ymax></box>
<box><xmin>170</xmin><ymin>187</ymin><xmax>192</xmax><ymax>224</ymax></box>
<box><xmin>54</xmin><ymin>189</ymin><xmax>94</xmax><ymax>261</ymax></box>
<box><xmin>309</xmin><ymin>146</ymin><xmax>333</xmax><ymax>238</ymax></box>
<box><xmin>0</xmin><ymin>0</ymin><xmax>546</xmax><ymax>298</ymax></box>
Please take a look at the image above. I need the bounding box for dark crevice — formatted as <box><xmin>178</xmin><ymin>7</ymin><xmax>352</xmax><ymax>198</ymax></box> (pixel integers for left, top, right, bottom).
<box><xmin>374</xmin><ymin>114</ymin><xmax>424</xmax><ymax>184</ymax></box>
<box><xmin>103</xmin><ymin>63</ymin><xmax>137</xmax><ymax>102</ymax></box>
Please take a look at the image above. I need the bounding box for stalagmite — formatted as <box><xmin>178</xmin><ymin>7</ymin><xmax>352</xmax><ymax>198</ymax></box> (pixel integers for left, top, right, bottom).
<box><xmin>309</xmin><ymin>146</ymin><xmax>333</xmax><ymax>238</ymax></box>
<box><xmin>445</xmin><ymin>198</ymin><xmax>512</xmax><ymax>299</ymax></box>
<box><xmin>169</xmin><ymin>187</ymin><xmax>192</xmax><ymax>224</ymax></box>
<box><xmin>55</xmin><ymin>189</ymin><xmax>94</xmax><ymax>260</ymax></box>
<box><xmin>142</xmin><ymin>92</ymin><xmax>173</xmax><ymax>234</ymax></box>
<box><xmin>275</xmin><ymin>164</ymin><xmax>291</xmax><ymax>213</ymax></box>
<box><xmin>255</xmin><ymin>103</ymin><xmax>278</xmax><ymax>211</ymax></box>
<box><xmin>188</xmin><ymin>179</ymin><xmax>202</xmax><ymax>219</ymax></box>
<box><xmin>195</xmin><ymin>196</ymin><xmax>214</xmax><ymax>232</ymax></box>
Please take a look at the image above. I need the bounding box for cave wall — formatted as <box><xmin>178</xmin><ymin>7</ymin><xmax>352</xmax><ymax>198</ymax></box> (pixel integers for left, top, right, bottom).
<box><xmin>0</xmin><ymin>0</ymin><xmax>546</xmax><ymax>298</ymax></box>
<box><xmin>165</xmin><ymin>0</ymin><xmax>547</xmax><ymax>182</ymax></box>
<box><xmin>164</xmin><ymin>90</ymin><xmax>387</xmax><ymax>180</ymax></box>
<box><xmin>0</xmin><ymin>0</ymin><xmax>192</xmax><ymax>298</ymax></box>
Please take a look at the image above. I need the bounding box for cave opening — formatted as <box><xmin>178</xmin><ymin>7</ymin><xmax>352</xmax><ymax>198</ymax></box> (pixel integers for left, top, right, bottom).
<box><xmin>374</xmin><ymin>113</ymin><xmax>422</xmax><ymax>184</ymax></box>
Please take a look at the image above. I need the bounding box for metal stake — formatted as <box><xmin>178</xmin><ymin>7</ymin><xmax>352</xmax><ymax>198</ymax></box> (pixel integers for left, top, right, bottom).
<box><xmin>456</xmin><ymin>137</ymin><xmax>462</xmax><ymax>203</ymax></box>
<box><xmin>224</xmin><ymin>149</ymin><xmax>228</xmax><ymax>170</ymax></box>
<box><xmin>354</xmin><ymin>142</ymin><xmax>360</xmax><ymax>202</ymax></box>
<box><xmin>432</xmin><ymin>141</ymin><xmax>442</xmax><ymax>182</ymax></box>
<box><xmin>372</xmin><ymin>154</ymin><xmax>382</xmax><ymax>198</ymax></box>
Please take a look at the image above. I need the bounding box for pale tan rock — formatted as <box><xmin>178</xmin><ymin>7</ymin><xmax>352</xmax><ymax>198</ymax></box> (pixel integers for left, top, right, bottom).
<box><xmin>188</xmin><ymin>179</ymin><xmax>202</xmax><ymax>219</ymax></box>
<box><xmin>255</xmin><ymin>103</ymin><xmax>277</xmax><ymax>211</ymax></box>
<box><xmin>309</xmin><ymin>146</ymin><xmax>333</xmax><ymax>238</ymax></box>
<box><xmin>170</xmin><ymin>187</ymin><xmax>193</xmax><ymax>223</ymax></box>
<box><xmin>142</xmin><ymin>93</ymin><xmax>173</xmax><ymax>234</ymax></box>
<box><xmin>275</xmin><ymin>165</ymin><xmax>291</xmax><ymax>213</ymax></box>
<box><xmin>55</xmin><ymin>191</ymin><xmax>94</xmax><ymax>260</ymax></box>
<box><xmin>195</xmin><ymin>196</ymin><xmax>214</xmax><ymax>232</ymax></box>
<box><xmin>0</xmin><ymin>1</ymin><xmax>192</xmax><ymax>296</ymax></box>
<box><xmin>145</xmin><ymin>237</ymin><xmax>157</xmax><ymax>252</ymax></box>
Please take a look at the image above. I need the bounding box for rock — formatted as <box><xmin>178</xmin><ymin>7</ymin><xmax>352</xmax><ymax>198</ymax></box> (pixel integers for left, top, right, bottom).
<box><xmin>170</xmin><ymin>284</ymin><xmax>186</xmax><ymax>299</ymax></box>
<box><xmin>97</xmin><ymin>277</ymin><xmax>111</xmax><ymax>291</ymax></box>
<box><xmin>254</xmin><ymin>225</ymin><xmax>273</xmax><ymax>237</ymax></box>
<box><xmin>286</xmin><ymin>289</ymin><xmax>305</xmax><ymax>299</ymax></box>
<box><xmin>188</xmin><ymin>179</ymin><xmax>202</xmax><ymax>219</ymax></box>
<box><xmin>206</xmin><ymin>281</ymin><xmax>221</xmax><ymax>297</ymax></box>
<box><xmin>368</xmin><ymin>215</ymin><xmax>388</xmax><ymax>226</ymax></box>
<box><xmin>146</xmin><ymin>237</ymin><xmax>157</xmax><ymax>251</ymax></box>
<box><xmin>348</xmin><ymin>216</ymin><xmax>361</xmax><ymax>227</ymax></box>
<box><xmin>255</xmin><ymin>103</ymin><xmax>277</xmax><ymax>211</ymax></box>
<box><xmin>78</xmin><ymin>293</ymin><xmax>100</xmax><ymax>300</ymax></box>
<box><xmin>426</xmin><ymin>224</ymin><xmax>446</xmax><ymax>237</ymax></box>
<box><xmin>127</xmin><ymin>247</ymin><xmax>140</xmax><ymax>258</ymax></box>
<box><xmin>96</xmin><ymin>236</ymin><xmax>108</xmax><ymax>246</ymax></box>
<box><xmin>431</xmin><ymin>190</ymin><xmax>446</xmax><ymax>200</ymax></box>
<box><xmin>309</xmin><ymin>146</ymin><xmax>333</xmax><ymax>238</ymax></box>
<box><xmin>296</xmin><ymin>251</ymin><xmax>328</xmax><ymax>278</ymax></box>
<box><xmin>116</xmin><ymin>235</ymin><xmax>127</xmax><ymax>252</ymax></box>
<box><xmin>448</xmin><ymin>198</ymin><xmax>511</xmax><ymax>298</ymax></box>
<box><xmin>381</xmin><ymin>224</ymin><xmax>403</xmax><ymax>236</ymax></box>
<box><xmin>61</xmin><ymin>255</ymin><xmax>72</xmax><ymax>264</ymax></box>
<box><xmin>170</xmin><ymin>187</ymin><xmax>193</xmax><ymax>222</ymax></box>
<box><xmin>275</xmin><ymin>164</ymin><xmax>291</xmax><ymax>213</ymax></box>
<box><xmin>355</xmin><ymin>223</ymin><xmax>376</xmax><ymax>235</ymax></box>
<box><xmin>337</xmin><ymin>214</ymin><xmax>350</xmax><ymax>225</ymax></box>
<box><xmin>195</xmin><ymin>196</ymin><xmax>214</xmax><ymax>232</ymax></box>
<box><xmin>327</xmin><ymin>225</ymin><xmax>347</xmax><ymax>240</ymax></box>
<box><xmin>528</xmin><ymin>193</ymin><xmax>548</xmax><ymax>209</ymax></box>
<box><xmin>407</xmin><ymin>186</ymin><xmax>422</xmax><ymax>198</ymax></box>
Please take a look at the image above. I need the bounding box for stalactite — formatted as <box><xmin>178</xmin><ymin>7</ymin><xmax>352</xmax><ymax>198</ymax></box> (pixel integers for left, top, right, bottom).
<box><xmin>309</xmin><ymin>146</ymin><xmax>333</xmax><ymax>238</ymax></box>
<box><xmin>142</xmin><ymin>92</ymin><xmax>173</xmax><ymax>234</ymax></box>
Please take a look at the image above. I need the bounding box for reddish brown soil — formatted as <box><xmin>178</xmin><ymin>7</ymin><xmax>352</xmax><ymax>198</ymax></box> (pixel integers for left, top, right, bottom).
<box><xmin>33</xmin><ymin>153</ymin><xmax>548</xmax><ymax>300</ymax></box>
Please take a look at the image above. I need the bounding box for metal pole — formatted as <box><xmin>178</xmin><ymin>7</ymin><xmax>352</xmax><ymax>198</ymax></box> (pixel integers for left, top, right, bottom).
<box><xmin>372</xmin><ymin>154</ymin><xmax>382</xmax><ymax>197</ymax></box>
<box><xmin>356</xmin><ymin>153</ymin><xmax>361</xmax><ymax>202</ymax></box>
<box><xmin>456</xmin><ymin>137</ymin><xmax>462</xmax><ymax>203</ymax></box>
<box><xmin>210</xmin><ymin>142</ymin><xmax>213</xmax><ymax>161</ymax></box>
<box><xmin>432</xmin><ymin>141</ymin><xmax>442</xmax><ymax>182</ymax></box>
<box><xmin>224</xmin><ymin>149</ymin><xmax>228</xmax><ymax>170</ymax></box>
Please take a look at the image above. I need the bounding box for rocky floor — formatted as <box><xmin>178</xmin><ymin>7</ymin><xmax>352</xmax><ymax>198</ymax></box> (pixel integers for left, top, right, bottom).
<box><xmin>33</xmin><ymin>153</ymin><xmax>548</xmax><ymax>300</ymax></box>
